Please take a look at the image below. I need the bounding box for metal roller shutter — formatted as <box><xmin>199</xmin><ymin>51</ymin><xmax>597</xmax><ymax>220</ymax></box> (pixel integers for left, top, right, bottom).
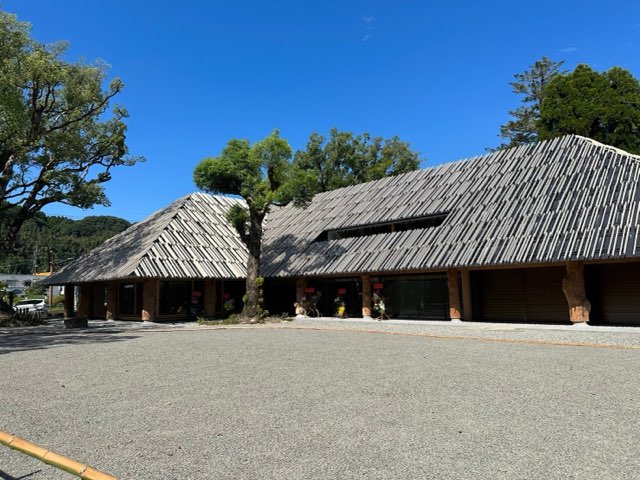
<box><xmin>521</xmin><ymin>267</ymin><xmax>569</xmax><ymax>323</ymax></box>
<box><xmin>474</xmin><ymin>267</ymin><xmax>568</xmax><ymax>323</ymax></box>
<box><xmin>587</xmin><ymin>263</ymin><xmax>640</xmax><ymax>325</ymax></box>
<box><xmin>474</xmin><ymin>269</ymin><xmax>526</xmax><ymax>322</ymax></box>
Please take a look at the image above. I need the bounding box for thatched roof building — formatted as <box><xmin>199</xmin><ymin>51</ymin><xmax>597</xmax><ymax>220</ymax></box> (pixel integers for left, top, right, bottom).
<box><xmin>43</xmin><ymin>135</ymin><xmax>640</xmax><ymax>325</ymax></box>
<box><xmin>263</xmin><ymin>135</ymin><xmax>640</xmax><ymax>276</ymax></box>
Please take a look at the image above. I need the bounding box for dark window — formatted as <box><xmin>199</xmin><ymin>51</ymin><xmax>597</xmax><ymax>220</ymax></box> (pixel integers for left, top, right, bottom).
<box><xmin>315</xmin><ymin>213</ymin><xmax>447</xmax><ymax>242</ymax></box>
<box><xmin>157</xmin><ymin>281</ymin><xmax>207</xmax><ymax>316</ymax></box>
<box><xmin>159</xmin><ymin>281</ymin><xmax>192</xmax><ymax>315</ymax></box>
<box><xmin>381</xmin><ymin>275</ymin><xmax>448</xmax><ymax>320</ymax></box>
<box><xmin>118</xmin><ymin>283</ymin><xmax>143</xmax><ymax>315</ymax></box>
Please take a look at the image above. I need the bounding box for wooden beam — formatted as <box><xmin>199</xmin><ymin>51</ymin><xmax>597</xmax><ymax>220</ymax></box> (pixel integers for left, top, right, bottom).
<box><xmin>562</xmin><ymin>262</ymin><xmax>591</xmax><ymax>323</ymax></box>
<box><xmin>361</xmin><ymin>274</ymin><xmax>372</xmax><ymax>319</ymax></box>
<box><xmin>447</xmin><ymin>269</ymin><xmax>461</xmax><ymax>321</ymax></box>
<box><xmin>141</xmin><ymin>279</ymin><xmax>158</xmax><ymax>322</ymax></box>
<box><xmin>204</xmin><ymin>279</ymin><xmax>217</xmax><ymax>317</ymax></box>
<box><xmin>77</xmin><ymin>285</ymin><xmax>91</xmax><ymax>319</ymax></box>
<box><xmin>461</xmin><ymin>269</ymin><xmax>473</xmax><ymax>321</ymax></box>
<box><xmin>63</xmin><ymin>284</ymin><xmax>74</xmax><ymax>318</ymax></box>
<box><xmin>105</xmin><ymin>282</ymin><xmax>117</xmax><ymax>320</ymax></box>
<box><xmin>294</xmin><ymin>277</ymin><xmax>307</xmax><ymax>315</ymax></box>
<box><xmin>295</xmin><ymin>277</ymin><xmax>306</xmax><ymax>302</ymax></box>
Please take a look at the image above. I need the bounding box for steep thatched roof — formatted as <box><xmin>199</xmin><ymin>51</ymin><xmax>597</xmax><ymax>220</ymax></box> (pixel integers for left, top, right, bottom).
<box><xmin>42</xmin><ymin>193</ymin><xmax>247</xmax><ymax>285</ymax></box>
<box><xmin>43</xmin><ymin>135</ymin><xmax>640</xmax><ymax>285</ymax></box>
<box><xmin>262</xmin><ymin>135</ymin><xmax>640</xmax><ymax>277</ymax></box>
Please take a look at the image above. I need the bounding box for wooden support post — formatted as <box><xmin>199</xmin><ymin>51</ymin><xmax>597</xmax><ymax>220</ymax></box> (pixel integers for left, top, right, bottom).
<box><xmin>461</xmin><ymin>269</ymin><xmax>473</xmax><ymax>321</ymax></box>
<box><xmin>295</xmin><ymin>277</ymin><xmax>306</xmax><ymax>302</ymax></box>
<box><xmin>562</xmin><ymin>262</ymin><xmax>591</xmax><ymax>324</ymax></box>
<box><xmin>92</xmin><ymin>284</ymin><xmax>105</xmax><ymax>318</ymax></box>
<box><xmin>77</xmin><ymin>285</ymin><xmax>92</xmax><ymax>319</ymax></box>
<box><xmin>362</xmin><ymin>274</ymin><xmax>372</xmax><ymax>319</ymax></box>
<box><xmin>63</xmin><ymin>284</ymin><xmax>74</xmax><ymax>318</ymax></box>
<box><xmin>295</xmin><ymin>277</ymin><xmax>306</xmax><ymax>315</ymax></box>
<box><xmin>204</xmin><ymin>279</ymin><xmax>217</xmax><ymax>317</ymax></box>
<box><xmin>105</xmin><ymin>282</ymin><xmax>117</xmax><ymax>320</ymax></box>
<box><xmin>141</xmin><ymin>279</ymin><xmax>158</xmax><ymax>322</ymax></box>
<box><xmin>447</xmin><ymin>269</ymin><xmax>462</xmax><ymax>321</ymax></box>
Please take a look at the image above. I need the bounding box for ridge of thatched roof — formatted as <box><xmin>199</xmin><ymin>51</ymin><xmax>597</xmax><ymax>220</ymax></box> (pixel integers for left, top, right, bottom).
<box><xmin>42</xmin><ymin>193</ymin><xmax>247</xmax><ymax>285</ymax></box>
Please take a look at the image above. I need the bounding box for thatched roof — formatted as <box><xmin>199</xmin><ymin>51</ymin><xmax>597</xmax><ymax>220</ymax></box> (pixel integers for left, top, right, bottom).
<box><xmin>261</xmin><ymin>135</ymin><xmax>640</xmax><ymax>277</ymax></box>
<box><xmin>42</xmin><ymin>193</ymin><xmax>247</xmax><ymax>285</ymax></box>
<box><xmin>43</xmin><ymin>135</ymin><xmax>640</xmax><ymax>285</ymax></box>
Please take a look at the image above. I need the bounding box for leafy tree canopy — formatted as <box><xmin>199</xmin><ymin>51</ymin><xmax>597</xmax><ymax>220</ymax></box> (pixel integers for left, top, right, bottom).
<box><xmin>539</xmin><ymin>65</ymin><xmax>640</xmax><ymax>154</ymax></box>
<box><xmin>292</xmin><ymin>128</ymin><xmax>420</xmax><ymax>195</ymax></box>
<box><xmin>194</xmin><ymin>130</ymin><xmax>299</xmax><ymax>319</ymax></box>
<box><xmin>194</xmin><ymin>128</ymin><xmax>421</xmax><ymax>319</ymax></box>
<box><xmin>0</xmin><ymin>11</ymin><xmax>141</xmax><ymax>255</ymax></box>
<box><xmin>496</xmin><ymin>58</ymin><xmax>640</xmax><ymax>154</ymax></box>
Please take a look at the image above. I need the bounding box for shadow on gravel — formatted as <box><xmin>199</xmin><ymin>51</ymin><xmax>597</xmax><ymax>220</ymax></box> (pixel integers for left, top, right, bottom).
<box><xmin>0</xmin><ymin>469</ymin><xmax>42</xmax><ymax>479</ymax></box>
<box><xmin>0</xmin><ymin>329</ymin><xmax>140</xmax><ymax>354</ymax></box>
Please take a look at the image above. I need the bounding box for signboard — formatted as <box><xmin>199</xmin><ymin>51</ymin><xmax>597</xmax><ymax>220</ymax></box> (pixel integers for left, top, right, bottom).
<box><xmin>373</xmin><ymin>283</ymin><xmax>384</xmax><ymax>290</ymax></box>
<box><xmin>337</xmin><ymin>288</ymin><xmax>346</xmax><ymax>295</ymax></box>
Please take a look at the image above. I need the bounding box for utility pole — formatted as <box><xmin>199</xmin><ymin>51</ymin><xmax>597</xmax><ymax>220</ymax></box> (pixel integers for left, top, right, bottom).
<box><xmin>31</xmin><ymin>246</ymin><xmax>38</xmax><ymax>275</ymax></box>
<box><xmin>47</xmin><ymin>247</ymin><xmax>55</xmax><ymax>307</ymax></box>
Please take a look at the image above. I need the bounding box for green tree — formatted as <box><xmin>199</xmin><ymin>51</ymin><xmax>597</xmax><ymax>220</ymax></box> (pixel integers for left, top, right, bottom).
<box><xmin>194</xmin><ymin>130</ymin><xmax>300</xmax><ymax>320</ymax></box>
<box><xmin>25</xmin><ymin>283</ymin><xmax>46</xmax><ymax>298</ymax></box>
<box><xmin>0</xmin><ymin>11</ymin><xmax>141</xmax><ymax>254</ymax></box>
<box><xmin>496</xmin><ymin>56</ymin><xmax>565</xmax><ymax>149</ymax></box>
<box><xmin>539</xmin><ymin>65</ymin><xmax>640</xmax><ymax>154</ymax></box>
<box><xmin>292</xmin><ymin>128</ymin><xmax>420</xmax><ymax>194</ymax></box>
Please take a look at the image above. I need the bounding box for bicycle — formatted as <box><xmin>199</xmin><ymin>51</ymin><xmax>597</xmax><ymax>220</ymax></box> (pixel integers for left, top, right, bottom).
<box><xmin>294</xmin><ymin>300</ymin><xmax>322</xmax><ymax>317</ymax></box>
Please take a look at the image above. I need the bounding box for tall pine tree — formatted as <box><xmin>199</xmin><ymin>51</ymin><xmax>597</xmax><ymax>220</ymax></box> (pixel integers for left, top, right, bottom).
<box><xmin>496</xmin><ymin>57</ymin><xmax>565</xmax><ymax>149</ymax></box>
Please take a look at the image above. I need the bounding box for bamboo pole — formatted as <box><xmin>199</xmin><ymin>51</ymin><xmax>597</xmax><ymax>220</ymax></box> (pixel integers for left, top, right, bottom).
<box><xmin>0</xmin><ymin>431</ymin><xmax>117</xmax><ymax>480</ymax></box>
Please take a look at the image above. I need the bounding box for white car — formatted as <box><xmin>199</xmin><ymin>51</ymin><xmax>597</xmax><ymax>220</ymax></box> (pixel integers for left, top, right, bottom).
<box><xmin>13</xmin><ymin>298</ymin><xmax>48</xmax><ymax>313</ymax></box>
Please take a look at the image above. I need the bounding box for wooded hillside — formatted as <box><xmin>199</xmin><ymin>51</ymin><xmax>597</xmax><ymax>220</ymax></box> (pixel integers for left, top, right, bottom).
<box><xmin>0</xmin><ymin>214</ymin><xmax>131</xmax><ymax>274</ymax></box>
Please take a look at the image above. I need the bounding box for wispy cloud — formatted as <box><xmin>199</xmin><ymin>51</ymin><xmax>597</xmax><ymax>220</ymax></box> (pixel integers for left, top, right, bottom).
<box><xmin>362</xmin><ymin>15</ymin><xmax>376</xmax><ymax>25</ymax></box>
<box><xmin>361</xmin><ymin>14</ymin><xmax>377</xmax><ymax>43</ymax></box>
<box><xmin>560</xmin><ymin>46</ymin><xmax>579</xmax><ymax>53</ymax></box>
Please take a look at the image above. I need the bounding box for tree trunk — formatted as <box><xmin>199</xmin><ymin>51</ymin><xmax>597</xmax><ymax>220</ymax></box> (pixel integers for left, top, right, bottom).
<box><xmin>242</xmin><ymin>242</ymin><xmax>260</xmax><ymax>319</ymax></box>
<box><xmin>241</xmin><ymin>210</ymin><xmax>263</xmax><ymax>320</ymax></box>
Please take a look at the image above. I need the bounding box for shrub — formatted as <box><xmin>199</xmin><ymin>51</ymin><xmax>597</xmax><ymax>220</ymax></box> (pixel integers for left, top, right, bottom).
<box><xmin>50</xmin><ymin>294</ymin><xmax>65</xmax><ymax>306</ymax></box>
<box><xmin>0</xmin><ymin>311</ymin><xmax>47</xmax><ymax>327</ymax></box>
<box><xmin>197</xmin><ymin>315</ymin><xmax>240</xmax><ymax>326</ymax></box>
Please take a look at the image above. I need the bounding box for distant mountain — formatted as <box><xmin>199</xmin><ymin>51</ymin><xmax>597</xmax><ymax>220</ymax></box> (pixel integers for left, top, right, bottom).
<box><xmin>0</xmin><ymin>214</ymin><xmax>131</xmax><ymax>274</ymax></box>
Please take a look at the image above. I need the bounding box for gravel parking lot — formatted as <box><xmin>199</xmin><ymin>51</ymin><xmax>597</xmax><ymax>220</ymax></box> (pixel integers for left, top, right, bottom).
<box><xmin>1</xmin><ymin>321</ymin><xmax>639</xmax><ymax>479</ymax></box>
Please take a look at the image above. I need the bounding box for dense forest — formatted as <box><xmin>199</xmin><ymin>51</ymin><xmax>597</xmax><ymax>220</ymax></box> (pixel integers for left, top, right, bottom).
<box><xmin>0</xmin><ymin>214</ymin><xmax>131</xmax><ymax>274</ymax></box>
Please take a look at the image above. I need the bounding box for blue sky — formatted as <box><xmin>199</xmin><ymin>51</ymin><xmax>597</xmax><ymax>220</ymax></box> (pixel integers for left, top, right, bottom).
<box><xmin>4</xmin><ymin>1</ymin><xmax>640</xmax><ymax>222</ymax></box>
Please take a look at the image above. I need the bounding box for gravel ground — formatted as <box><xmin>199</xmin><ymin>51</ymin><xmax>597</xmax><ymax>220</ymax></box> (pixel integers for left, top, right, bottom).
<box><xmin>286</xmin><ymin>317</ymin><xmax>640</xmax><ymax>348</ymax></box>
<box><xmin>1</xmin><ymin>321</ymin><xmax>640</xmax><ymax>479</ymax></box>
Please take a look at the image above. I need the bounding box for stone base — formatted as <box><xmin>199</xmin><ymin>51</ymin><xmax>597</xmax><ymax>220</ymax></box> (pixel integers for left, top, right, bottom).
<box><xmin>63</xmin><ymin>317</ymin><xmax>88</xmax><ymax>329</ymax></box>
<box><xmin>568</xmin><ymin>305</ymin><xmax>590</xmax><ymax>324</ymax></box>
<box><xmin>572</xmin><ymin>321</ymin><xmax>591</xmax><ymax>328</ymax></box>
